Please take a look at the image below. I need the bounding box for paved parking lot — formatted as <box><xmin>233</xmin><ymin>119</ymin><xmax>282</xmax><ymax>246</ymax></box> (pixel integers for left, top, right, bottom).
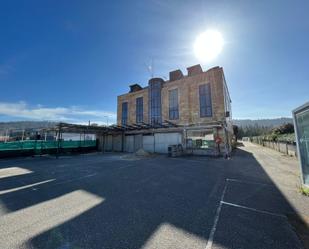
<box><xmin>0</xmin><ymin>143</ymin><xmax>307</xmax><ymax>249</ymax></box>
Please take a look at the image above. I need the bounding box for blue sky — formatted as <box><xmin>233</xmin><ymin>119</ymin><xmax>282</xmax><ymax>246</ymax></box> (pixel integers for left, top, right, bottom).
<box><xmin>0</xmin><ymin>0</ymin><xmax>308</xmax><ymax>124</ymax></box>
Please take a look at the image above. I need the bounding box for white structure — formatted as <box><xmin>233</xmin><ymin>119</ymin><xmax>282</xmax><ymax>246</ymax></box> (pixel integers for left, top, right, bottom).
<box><xmin>293</xmin><ymin>102</ymin><xmax>309</xmax><ymax>186</ymax></box>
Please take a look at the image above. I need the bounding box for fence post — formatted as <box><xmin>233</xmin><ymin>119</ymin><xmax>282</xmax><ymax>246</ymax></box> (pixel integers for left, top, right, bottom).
<box><xmin>56</xmin><ymin>124</ymin><xmax>62</xmax><ymax>159</ymax></box>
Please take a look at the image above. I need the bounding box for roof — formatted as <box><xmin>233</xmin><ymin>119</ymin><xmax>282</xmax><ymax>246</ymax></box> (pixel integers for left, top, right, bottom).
<box><xmin>293</xmin><ymin>102</ymin><xmax>309</xmax><ymax>115</ymax></box>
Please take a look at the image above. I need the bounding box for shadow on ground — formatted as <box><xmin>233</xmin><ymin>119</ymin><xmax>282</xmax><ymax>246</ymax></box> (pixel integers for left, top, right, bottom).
<box><xmin>0</xmin><ymin>146</ymin><xmax>308</xmax><ymax>249</ymax></box>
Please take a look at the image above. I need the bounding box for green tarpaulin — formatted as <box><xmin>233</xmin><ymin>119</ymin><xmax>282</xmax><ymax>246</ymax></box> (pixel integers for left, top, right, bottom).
<box><xmin>0</xmin><ymin>140</ymin><xmax>96</xmax><ymax>151</ymax></box>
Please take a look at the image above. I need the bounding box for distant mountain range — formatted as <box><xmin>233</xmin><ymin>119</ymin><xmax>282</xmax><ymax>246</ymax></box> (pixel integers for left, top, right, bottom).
<box><xmin>232</xmin><ymin>117</ymin><xmax>293</xmax><ymax>127</ymax></box>
<box><xmin>0</xmin><ymin>121</ymin><xmax>57</xmax><ymax>133</ymax></box>
<box><xmin>0</xmin><ymin>118</ymin><xmax>294</xmax><ymax>133</ymax></box>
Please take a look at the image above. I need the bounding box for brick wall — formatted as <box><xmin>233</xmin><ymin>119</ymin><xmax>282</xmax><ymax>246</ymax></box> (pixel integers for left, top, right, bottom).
<box><xmin>117</xmin><ymin>88</ymin><xmax>148</xmax><ymax>125</ymax></box>
<box><xmin>117</xmin><ymin>66</ymin><xmax>229</xmax><ymax>126</ymax></box>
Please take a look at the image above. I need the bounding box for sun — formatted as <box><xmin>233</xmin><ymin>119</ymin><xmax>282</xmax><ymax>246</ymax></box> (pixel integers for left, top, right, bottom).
<box><xmin>194</xmin><ymin>30</ymin><xmax>224</xmax><ymax>62</ymax></box>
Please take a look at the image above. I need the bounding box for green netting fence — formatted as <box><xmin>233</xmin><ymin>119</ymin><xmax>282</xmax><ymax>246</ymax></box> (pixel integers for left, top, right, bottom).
<box><xmin>0</xmin><ymin>140</ymin><xmax>97</xmax><ymax>151</ymax></box>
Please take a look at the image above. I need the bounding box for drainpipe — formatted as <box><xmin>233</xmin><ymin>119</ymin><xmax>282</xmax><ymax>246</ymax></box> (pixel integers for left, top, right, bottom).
<box><xmin>223</xmin><ymin>125</ymin><xmax>230</xmax><ymax>159</ymax></box>
<box><xmin>153</xmin><ymin>128</ymin><xmax>155</xmax><ymax>153</ymax></box>
<box><xmin>183</xmin><ymin>128</ymin><xmax>187</xmax><ymax>150</ymax></box>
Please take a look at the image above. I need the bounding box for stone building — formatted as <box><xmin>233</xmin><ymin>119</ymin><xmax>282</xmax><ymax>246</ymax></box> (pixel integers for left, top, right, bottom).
<box><xmin>105</xmin><ymin>64</ymin><xmax>233</xmax><ymax>155</ymax></box>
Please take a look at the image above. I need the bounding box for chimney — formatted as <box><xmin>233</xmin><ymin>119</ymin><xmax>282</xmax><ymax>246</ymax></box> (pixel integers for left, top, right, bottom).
<box><xmin>169</xmin><ymin>69</ymin><xmax>184</xmax><ymax>81</ymax></box>
<box><xmin>187</xmin><ymin>64</ymin><xmax>203</xmax><ymax>76</ymax></box>
<box><xmin>129</xmin><ymin>84</ymin><xmax>143</xmax><ymax>93</ymax></box>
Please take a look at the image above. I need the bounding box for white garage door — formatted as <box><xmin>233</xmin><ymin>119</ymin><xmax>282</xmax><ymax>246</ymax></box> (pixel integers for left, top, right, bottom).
<box><xmin>125</xmin><ymin>135</ymin><xmax>134</xmax><ymax>152</ymax></box>
<box><xmin>105</xmin><ymin>135</ymin><xmax>113</xmax><ymax>151</ymax></box>
<box><xmin>143</xmin><ymin>135</ymin><xmax>155</xmax><ymax>153</ymax></box>
<box><xmin>154</xmin><ymin>133</ymin><xmax>182</xmax><ymax>153</ymax></box>
<box><xmin>113</xmin><ymin>135</ymin><xmax>122</xmax><ymax>152</ymax></box>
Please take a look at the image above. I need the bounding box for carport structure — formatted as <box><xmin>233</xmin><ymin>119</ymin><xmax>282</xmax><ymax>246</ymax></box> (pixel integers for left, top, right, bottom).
<box><xmin>0</xmin><ymin>121</ymin><xmax>232</xmax><ymax>158</ymax></box>
<box><xmin>51</xmin><ymin>120</ymin><xmax>232</xmax><ymax>156</ymax></box>
<box><xmin>53</xmin><ymin>121</ymin><xmax>182</xmax><ymax>154</ymax></box>
<box><xmin>94</xmin><ymin>120</ymin><xmax>181</xmax><ymax>153</ymax></box>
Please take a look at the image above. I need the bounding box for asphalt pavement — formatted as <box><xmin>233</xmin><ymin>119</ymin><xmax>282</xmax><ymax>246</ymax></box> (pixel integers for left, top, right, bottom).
<box><xmin>0</xmin><ymin>143</ymin><xmax>307</xmax><ymax>249</ymax></box>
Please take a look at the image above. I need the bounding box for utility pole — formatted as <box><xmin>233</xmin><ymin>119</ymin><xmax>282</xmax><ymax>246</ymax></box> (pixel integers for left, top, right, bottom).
<box><xmin>150</xmin><ymin>58</ymin><xmax>154</xmax><ymax>78</ymax></box>
<box><xmin>5</xmin><ymin>129</ymin><xmax>8</xmax><ymax>142</ymax></box>
<box><xmin>145</xmin><ymin>58</ymin><xmax>154</xmax><ymax>78</ymax></box>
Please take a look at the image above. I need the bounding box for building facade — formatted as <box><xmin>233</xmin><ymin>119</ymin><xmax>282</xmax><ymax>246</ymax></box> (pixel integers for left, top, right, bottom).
<box><xmin>111</xmin><ymin>64</ymin><xmax>233</xmax><ymax>155</ymax></box>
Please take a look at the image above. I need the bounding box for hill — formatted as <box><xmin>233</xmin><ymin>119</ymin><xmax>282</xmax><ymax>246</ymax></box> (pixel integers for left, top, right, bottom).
<box><xmin>0</xmin><ymin>121</ymin><xmax>57</xmax><ymax>133</ymax></box>
<box><xmin>233</xmin><ymin>118</ymin><xmax>293</xmax><ymax>128</ymax></box>
<box><xmin>0</xmin><ymin>118</ymin><xmax>294</xmax><ymax>134</ymax></box>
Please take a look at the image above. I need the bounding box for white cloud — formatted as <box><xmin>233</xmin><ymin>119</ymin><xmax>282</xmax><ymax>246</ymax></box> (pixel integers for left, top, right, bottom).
<box><xmin>0</xmin><ymin>101</ymin><xmax>116</xmax><ymax>124</ymax></box>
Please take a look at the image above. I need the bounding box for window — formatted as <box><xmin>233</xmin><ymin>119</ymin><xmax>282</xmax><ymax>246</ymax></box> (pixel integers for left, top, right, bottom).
<box><xmin>169</xmin><ymin>89</ymin><xmax>179</xmax><ymax>120</ymax></box>
<box><xmin>149</xmin><ymin>81</ymin><xmax>162</xmax><ymax>124</ymax></box>
<box><xmin>136</xmin><ymin>97</ymin><xmax>143</xmax><ymax>123</ymax></box>
<box><xmin>121</xmin><ymin>102</ymin><xmax>128</xmax><ymax>125</ymax></box>
<box><xmin>199</xmin><ymin>84</ymin><xmax>212</xmax><ymax>117</ymax></box>
<box><xmin>186</xmin><ymin>130</ymin><xmax>215</xmax><ymax>149</ymax></box>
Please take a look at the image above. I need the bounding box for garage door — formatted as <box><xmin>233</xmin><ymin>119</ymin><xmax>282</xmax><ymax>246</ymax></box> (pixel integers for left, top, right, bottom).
<box><xmin>154</xmin><ymin>133</ymin><xmax>182</xmax><ymax>153</ymax></box>
<box><xmin>105</xmin><ymin>135</ymin><xmax>113</xmax><ymax>151</ymax></box>
<box><xmin>143</xmin><ymin>135</ymin><xmax>155</xmax><ymax>153</ymax></box>
<box><xmin>134</xmin><ymin>134</ymin><xmax>143</xmax><ymax>151</ymax></box>
<box><xmin>113</xmin><ymin>135</ymin><xmax>122</xmax><ymax>152</ymax></box>
<box><xmin>125</xmin><ymin>135</ymin><xmax>134</xmax><ymax>152</ymax></box>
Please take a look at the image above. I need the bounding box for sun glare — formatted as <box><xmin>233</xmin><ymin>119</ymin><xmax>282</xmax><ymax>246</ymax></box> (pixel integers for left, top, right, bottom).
<box><xmin>194</xmin><ymin>30</ymin><xmax>224</xmax><ymax>62</ymax></box>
